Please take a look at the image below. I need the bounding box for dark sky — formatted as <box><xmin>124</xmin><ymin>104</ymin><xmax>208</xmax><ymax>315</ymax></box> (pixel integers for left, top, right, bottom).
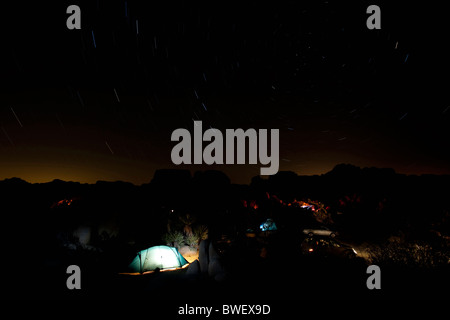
<box><xmin>1</xmin><ymin>0</ymin><xmax>449</xmax><ymax>184</ymax></box>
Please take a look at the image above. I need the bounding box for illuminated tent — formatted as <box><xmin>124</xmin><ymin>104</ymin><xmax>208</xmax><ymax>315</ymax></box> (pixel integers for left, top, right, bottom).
<box><xmin>128</xmin><ymin>245</ymin><xmax>189</xmax><ymax>274</ymax></box>
<box><xmin>259</xmin><ymin>218</ymin><xmax>277</xmax><ymax>232</ymax></box>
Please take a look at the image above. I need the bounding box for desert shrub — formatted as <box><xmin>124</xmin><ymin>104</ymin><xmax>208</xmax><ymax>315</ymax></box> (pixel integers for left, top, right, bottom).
<box><xmin>162</xmin><ymin>231</ymin><xmax>185</xmax><ymax>249</ymax></box>
<box><xmin>194</xmin><ymin>225</ymin><xmax>209</xmax><ymax>242</ymax></box>
<box><xmin>185</xmin><ymin>233</ymin><xmax>199</xmax><ymax>248</ymax></box>
<box><xmin>162</xmin><ymin>224</ymin><xmax>208</xmax><ymax>249</ymax></box>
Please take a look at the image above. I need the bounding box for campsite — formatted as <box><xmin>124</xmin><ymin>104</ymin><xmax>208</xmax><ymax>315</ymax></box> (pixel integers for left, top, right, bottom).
<box><xmin>1</xmin><ymin>165</ymin><xmax>449</xmax><ymax>300</ymax></box>
<box><xmin>2</xmin><ymin>0</ymin><xmax>450</xmax><ymax>305</ymax></box>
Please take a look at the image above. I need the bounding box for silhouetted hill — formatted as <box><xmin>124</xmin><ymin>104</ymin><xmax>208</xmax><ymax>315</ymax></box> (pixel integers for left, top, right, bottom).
<box><xmin>0</xmin><ymin>164</ymin><xmax>449</xmax><ymax>298</ymax></box>
<box><xmin>0</xmin><ymin>164</ymin><xmax>449</xmax><ymax>243</ymax></box>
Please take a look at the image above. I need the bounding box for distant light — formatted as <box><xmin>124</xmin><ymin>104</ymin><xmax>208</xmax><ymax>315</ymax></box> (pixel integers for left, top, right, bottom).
<box><xmin>308</xmin><ymin>248</ymin><xmax>314</xmax><ymax>252</ymax></box>
<box><xmin>259</xmin><ymin>219</ymin><xmax>277</xmax><ymax>231</ymax></box>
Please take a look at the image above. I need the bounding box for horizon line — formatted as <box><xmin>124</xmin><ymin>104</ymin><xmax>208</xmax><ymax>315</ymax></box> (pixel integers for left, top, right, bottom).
<box><xmin>1</xmin><ymin>164</ymin><xmax>449</xmax><ymax>186</ymax></box>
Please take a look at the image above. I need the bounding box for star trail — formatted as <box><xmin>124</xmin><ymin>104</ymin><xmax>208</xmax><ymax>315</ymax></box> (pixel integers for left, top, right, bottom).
<box><xmin>1</xmin><ymin>1</ymin><xmax>449</xmax><ymax>184</ymax></box>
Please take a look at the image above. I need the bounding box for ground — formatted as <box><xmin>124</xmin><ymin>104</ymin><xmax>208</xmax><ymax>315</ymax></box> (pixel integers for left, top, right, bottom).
<box><xmin>24</xmin><ymin>231</ymin><xmax>448</xmax><ymax>300</ymax></box>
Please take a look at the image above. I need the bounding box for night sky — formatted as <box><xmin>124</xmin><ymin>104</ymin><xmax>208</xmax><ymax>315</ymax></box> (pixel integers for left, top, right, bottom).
<box><xmin>2</xmin><ymin>0</ymin><xmax>450</xmax><ymax>185</ymax></box>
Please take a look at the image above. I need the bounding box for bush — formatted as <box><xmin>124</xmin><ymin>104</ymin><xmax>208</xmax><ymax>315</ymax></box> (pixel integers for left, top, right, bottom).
<box><xmin>185</xmin><ymin>233</ymin><xmax>199</xmax><ymax>248</ymax></box>
<box><xmin>194</xmin><ymin>225</ymin><xmax>209</xmax><ymax>242</ymax></box>
<box><xmin>162</xmin><ymin>225</ymin><xmax>208</xmax><ymax>249</ymax></box>
<box><xmin>162</xmin><ymin>231</ymin><xmax>185</xmax><ymax>249</ymax></box>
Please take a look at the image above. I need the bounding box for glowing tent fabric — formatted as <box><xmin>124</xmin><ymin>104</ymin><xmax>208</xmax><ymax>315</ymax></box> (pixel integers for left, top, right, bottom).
<box><xmin>259</xmin><ymin>218</ymin><xmax>277</xmax><ymax>232</ymax></box>
<box><xmin>128</xmin><ymin>245</ymin><xmax>189</xmax><ymax>274</ymax></box>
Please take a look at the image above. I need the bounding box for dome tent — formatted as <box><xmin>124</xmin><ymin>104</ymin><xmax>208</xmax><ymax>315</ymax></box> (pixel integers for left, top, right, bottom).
<box><xmin>128</xmin><ymin>245</ymin><xmax>189</xmax><ymax>274</ymax></box>
<box><xmin>259</xmin><ymin>218</ymin><xmax>277</xmax><ymax>232</ymax></box>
